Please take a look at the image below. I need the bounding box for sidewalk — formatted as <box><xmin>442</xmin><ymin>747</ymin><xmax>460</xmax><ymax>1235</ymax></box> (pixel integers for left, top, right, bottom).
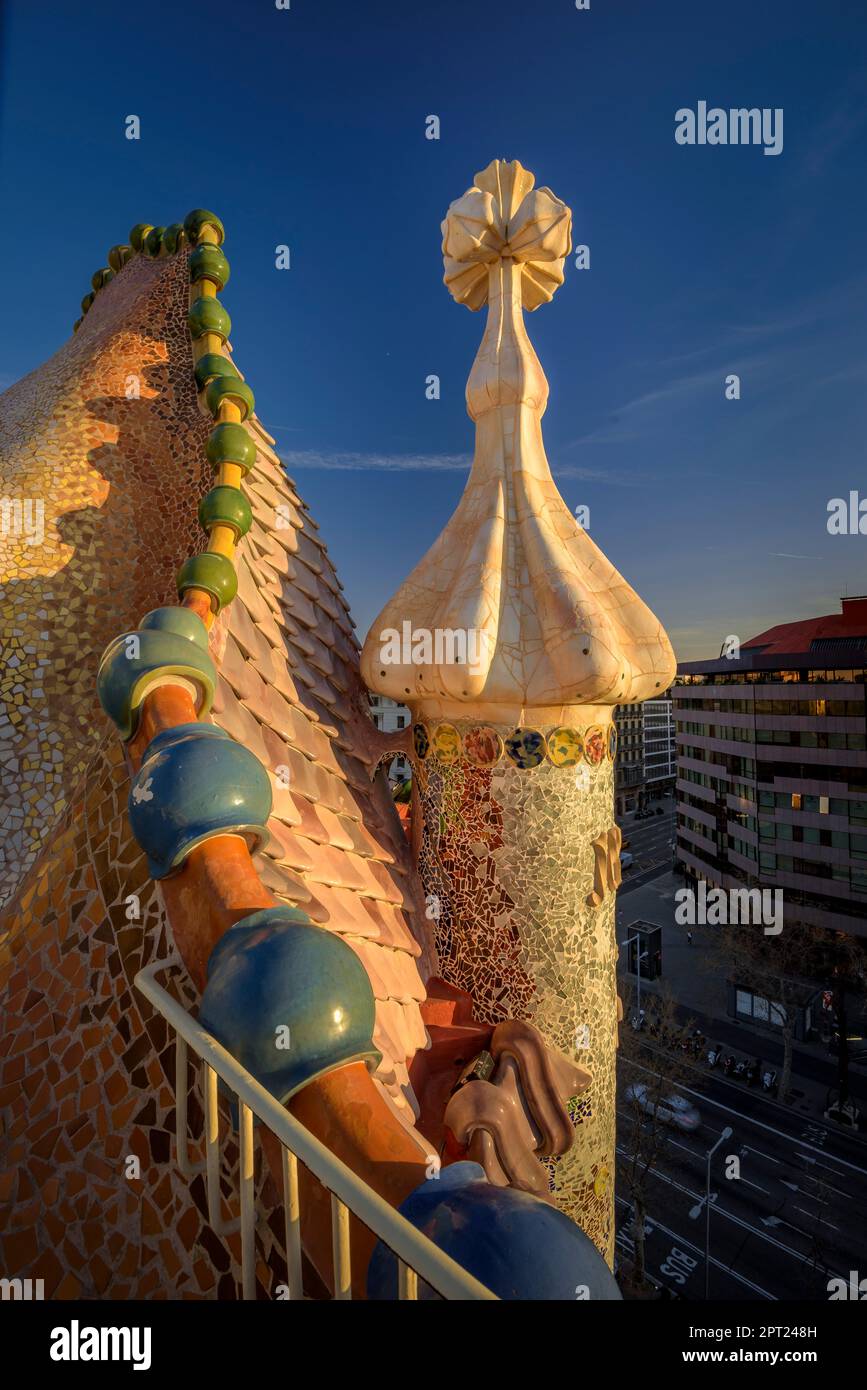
<box><xmin>615</xmin><ymin>869</ymin><xmax>867</xmax><ymax>1128</ymax></box>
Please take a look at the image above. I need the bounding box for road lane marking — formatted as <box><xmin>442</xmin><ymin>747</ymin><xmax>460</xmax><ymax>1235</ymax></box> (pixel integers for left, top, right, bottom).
<box><xmin>616</xmin><ymin>1143</ymin><xmax>848</xmax><ymax>1278</ymax></box>
<box><xmin>794</xmin><ymin>1206</ymin><xmax>838</xmax><ymax>1230</ymax></box>
<box><xmin>623</xmin><ymin>1056</ymin><xmax>867</xmax><ymax>1178</ymax></box>
<box><xmin>614</xmin><ymin>1195</ymin><xmax>776</xmax><ymax>1300</ymax></box>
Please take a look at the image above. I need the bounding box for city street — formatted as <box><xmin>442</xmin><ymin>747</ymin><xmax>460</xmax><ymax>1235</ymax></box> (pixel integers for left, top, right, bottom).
<box><xmin>618</xmin><ymin>800</ymin><xmax>677</xmax><ymax>893</ymax></box>
<box><xmin>616</xmin><ymin>1049</ymin><xmax>867</xmax><ymax>1300</ymax></box>
<box><xmin>614</xmin><ymin>797</ymin><xmax>867</xmax><ymax>1299</ymax></box>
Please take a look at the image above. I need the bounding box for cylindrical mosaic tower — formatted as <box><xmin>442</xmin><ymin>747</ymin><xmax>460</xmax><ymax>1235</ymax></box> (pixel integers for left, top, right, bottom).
<box><xmin>361</xmin><ymin>161</ymin><xmax>676</xmax><ymax>1264</ymax></box>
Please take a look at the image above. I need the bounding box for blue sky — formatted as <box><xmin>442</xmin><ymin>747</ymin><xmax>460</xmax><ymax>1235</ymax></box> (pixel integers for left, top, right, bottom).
<box><xmin>1</xmin><ymin>0</ymin><xmax>866</xmax><ymax>659</ymax></box>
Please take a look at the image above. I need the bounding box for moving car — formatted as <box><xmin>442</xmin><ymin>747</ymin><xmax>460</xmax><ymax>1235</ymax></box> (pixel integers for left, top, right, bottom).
<box><xmin>624</xmin><ymin>1083</ymin><xmax>701</xmax><ymax>1132</ymax></box>
<box><xmin>620</xmin><ymin>850</ymin><xmax>634</xmax><ymax>870</ymax></box>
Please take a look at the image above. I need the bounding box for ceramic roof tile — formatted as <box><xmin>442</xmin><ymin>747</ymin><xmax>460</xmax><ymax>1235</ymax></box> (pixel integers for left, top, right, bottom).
<box><xmin>219</xmin><ymin>633</ymin><xmax>271</xmax><ymax>706</ymax></box>
<box><xmin>337</xmin><ymin>814</ymin><xmax>396</xmax><ymax>864</ymax></box>
<box><xmin>244</xmin><ymin>680</ymin><xmax>339</xmax><ymax>769</ymax></box>
<box><xmin>249</xmin><ymin>641</ymin><xmax>303</xmax><ymax>708</ymax></box>
<box><xmin>283</xmin><ymin>622</ymin><xmax>318</xmax><ymax>660</ymax></box>
<box><xmin>350</xmin><ymin>857</ymin><xmax>405</xmax><ymax>907</ymax></box>
<box><xmin>286</xmin><ymin>556</ymin><xmax>322</xmax><ymax>605</ymax></box>
<box><xmin>267</xmin><ymin>524</ymin><xmax>304</xmax><ymax>561</ymax></box>
<box><xmin>291</xmin><ymin>883</ymin><xmax>329</xmax><ymax>925</ymax></box>
<box><xmin>256</xmin><ymin>857</ymin><xmax>313</xmax><ymax>904</ymax></box>
<box><xmin>247</xmin><ymin>485</ymin><xmax>293</xmax><ymax>537</ymax></box>
<box><xmin>259</xmin><ymin>732</ymin><xmax>321</xmax><ymax>801</ymax></box>
<box><xmin>210</xmin><ymin>678</ymin><xmax>271</xmax><ymax>767</ymax></box>
<box><xmin>248</xmin><ymin>473</ymin><xmax>290</xmax><ymax>513</ymax></box>
<box><xmin>226</xmin><ymin>593</ymin><xmax>276</xmax><ymax>666</ymax></box>
<box><xmin>293</xmin><ymin>530</ymin><xmax>324</xmax><ymax>575</ymax></box>
<box><xmin>342</xmin><ymin>936</ymin><xmax>391</xmax><ymax>1001</ymax></box>
<box><xmin>309</xmin><ymin>577</ymin><xmax>344</xmax><ymax>626</ymax></box>
<box><xmin>317</xmin><ymin>552</ymin><xmax>351</xmax><ymax>600</ymax></box>
<box><xmin>268</xmin><ymin>773</ymin><xmax>302</xmax><ymax>826</ymax></box>
<box><xmin>289</xmin><ymin>694</ymin><xmax>339</xmax><ymax>740</ymax></box>
<box><xmin>287</xmin><ymin>793</ymin><xmax>333</xmax><ymax>846</ymax></box>
<box><xmin>294</xmin><ymin>667</ymin><xmax>357</xmax><ymax>725</ymax></box>
<box><xmin>252</xmin><ymin>603</ymin><xmax>286</xmax><ymax>652</ymax></box>
<box><xmin>260</xmin><ymin>821</ymin><xmax>317</xmax><ymax>874</ymax></box>
<box><xmin>304</xmin><ymin>634</ymin><xmax>336</xmax><ymax>683</ymax></box>
<box><xmin>277</xmin><ymin>582</ymin><xmax>318</xmax><ymax>630</ymax></box>
<box><xmin>375</xmin><ymin>998</ymin><xmax>416</xmax><ymax>1065</ymax></box>
<box><xmin>235</xmin><ymin>549</ymin><xmax>273</xmax><ymax>626</ymax></box>
<box><xmin>248</xmin><ymin>416</ymin><xmax>279</xmax><ymax>450</ymax></box>
<box><xmin>370</xmin><ymin>944</ymin><xmax>425</xmax><ymax>1005</ymax></box>
<box><xmin>256</xmin><ymin>530</ymin><xmax>297</xmax><ymax>575</ymax></box>
<box><xmin>400</xmin><ymin>1001</ymin><xmax>429</xmax><ymax>1056</ymax></box>
<box><xmin>373</xmin><ymin>1008</ymin><xmax>407</xmax><ymax>1069</ymax></box>
<box><xmin>303</xmin><ymin>842</ymin><xmax>371</xmax><ymax>894</ymax></box>
<box><xmin>361</xmin><ymin>900</ymin><xmax>422</xmax><ymax>956</ymax></box>
<box><xmin>303</xmin><ymin>882</ymin><xmax>381</xmax><ymax>939</ymax></box>
<box><xmin>311</xmin><ymin>804</ymin><xmax>357</xmax><ymax>853</ymax></box>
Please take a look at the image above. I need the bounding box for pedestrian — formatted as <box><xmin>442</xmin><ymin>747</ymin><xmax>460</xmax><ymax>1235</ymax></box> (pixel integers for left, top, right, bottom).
<box><xmin>686</xmin><ymin>930</ymin><xmax>693</xmax><ymax>945</ymax></box>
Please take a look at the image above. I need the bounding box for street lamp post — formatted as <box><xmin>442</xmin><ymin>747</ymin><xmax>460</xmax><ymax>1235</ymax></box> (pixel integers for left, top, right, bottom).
<box><xmin>622</xmin><ymin>931</ymin><xmax>649</xmax><ymax>1022</ymax></box>
<box><xmin>704</xmin><ymin>1125</ymin><xmax>733</xmax><ymax>1299</ymax></box>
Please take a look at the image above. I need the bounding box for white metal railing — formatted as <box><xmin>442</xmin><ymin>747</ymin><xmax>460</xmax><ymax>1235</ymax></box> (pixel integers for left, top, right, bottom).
<box><xmin>135</xmin><ymin>957</ymin><xmax>497</xmax><ymax>1302</ymax></box>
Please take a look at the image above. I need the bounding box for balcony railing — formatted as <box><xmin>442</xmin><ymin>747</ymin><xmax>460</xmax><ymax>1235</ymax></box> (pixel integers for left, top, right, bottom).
<box><xmin>135</xmin><ymin>957</ymin><xmax>497</xmax><ymax>1302</ymax></box>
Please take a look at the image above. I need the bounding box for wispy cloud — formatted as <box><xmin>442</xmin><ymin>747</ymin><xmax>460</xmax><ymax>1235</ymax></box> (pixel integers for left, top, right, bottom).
<box><xmin>799</xmin><ymin>72</ymin><xmax>867</xmax><ymax>181</ymax></box>
<box><xmin>280</xmin><ymin>447</ymin><xmax>637</xmax><ymax>484</ymax></box>
<box><xmin>565</xmin><ymin>358</ymin><xmax>768</xmax><ymax>448</ymax></box>
<box><xmin>769</xmin><ymin>552</ymin><xmax>821</xmax><ymax>560</ymax></box>
<box><xmin>281</xmin><ymin>449</ymin><xmax>471</xmax><ymax>472</ymax></box>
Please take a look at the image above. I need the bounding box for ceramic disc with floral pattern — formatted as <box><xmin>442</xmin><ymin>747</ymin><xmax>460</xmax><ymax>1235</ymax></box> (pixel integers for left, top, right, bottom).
<box><xmin>431</xmin><ymin>723</ymin><xmax>461</xmax><ymax>764</ymax></box>
<box><xmin>546</xmin><ymin>726</ymin><xmax>585</xmax><ymax>767</ymax></box>
<box><xmin>504</xmin><ymin>728</ymin><xmax>546</xmax><ymax>769</ymax></box>
<box><xmin>413</xmin><ymin>722</ymin><xmax>430</xmax><ymax>760</ymax></box>
<box><xmin>607</xmin><ymin>722</ymin><xmax>618</xmax><ymax>762</ymax></box>
<box><xmin>463</xmin><ymin>725</ymin><xmax>503</xmax><ymax>768</ymax></box>
<box><xmin>584</xmin><ymin>724</ymin><xmax>605</xmax><ymax>766</ymax></box>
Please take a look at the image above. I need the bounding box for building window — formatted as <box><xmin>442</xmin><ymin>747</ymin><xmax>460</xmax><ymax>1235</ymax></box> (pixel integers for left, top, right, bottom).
<box><xmin>791</xmin><ymin>793</ymin><xmax>802</xmax><ymax>810</ymax></box>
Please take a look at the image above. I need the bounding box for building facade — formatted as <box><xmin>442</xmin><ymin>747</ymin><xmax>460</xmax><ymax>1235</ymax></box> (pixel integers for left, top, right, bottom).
<box><xmin>614</xmin><ymin>703</ymin><xmax>644</xmax><ymax>814</ymax></box>
<box><xmin>368</xmin><ymin>694</ymin><xmax>411</xmax><ymax>779</ymax></box>
<box><xmin>643</xmin><ymin>697</ymin><xmax>676</xmax><ymax>790</ymax></box>
<box><xmin>614</xmin><ymin>693</ymin><xmax>675</xmax><ymax>815</ymax></box>
<box><xmin>674</xmin><ymin>597</ymin><xmax>867</xmax><ymax>939</ymax></box>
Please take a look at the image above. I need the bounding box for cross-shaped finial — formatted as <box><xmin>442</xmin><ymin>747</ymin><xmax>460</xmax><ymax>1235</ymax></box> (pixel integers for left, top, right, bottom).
<box><xmin>441</xmin><ymin>159</ymin><xmax>572</xmax><ymax>312</ymax></box>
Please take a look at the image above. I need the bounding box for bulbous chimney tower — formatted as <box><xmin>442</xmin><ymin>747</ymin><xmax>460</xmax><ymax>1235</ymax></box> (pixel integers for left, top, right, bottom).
<box><xmin>362</xmin><ymin>160</ymin><xmax>676</xmax><ymax>1262</ymax></box>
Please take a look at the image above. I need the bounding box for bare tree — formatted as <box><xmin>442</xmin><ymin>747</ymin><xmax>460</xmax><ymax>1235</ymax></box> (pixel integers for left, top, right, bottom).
<box><xmin>710</xmin><ymin>916</ymin><xmax>867</xmax><ymax>1106</ymax></box>
<box><xmin>616</xmin><ymin>989</ymin><xmax>695</xmax><ymax>1295</ymax></box>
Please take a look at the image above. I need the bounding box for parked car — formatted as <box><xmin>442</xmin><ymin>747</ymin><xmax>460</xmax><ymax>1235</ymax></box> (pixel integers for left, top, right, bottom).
<box><xmin>624</xmin><ymin>1083</ymin><xmax>701</xmax><ymax>1132</ymax></box>
<box><xmin>620</xmin><ymin>851</ymin><xmax>634</xmax><ymax>870</ymax></box>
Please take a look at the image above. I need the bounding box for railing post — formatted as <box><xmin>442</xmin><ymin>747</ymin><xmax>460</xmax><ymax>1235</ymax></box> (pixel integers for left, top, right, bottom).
<box><xmin>240</xmin><ymin>1101</ymin><xmax>256</xmax><ymax>1301</ymax></box>
<box><xmin>282</xmin><ymin>1147</ymin><xmax>304</xmax><ymax>1299</ymax></box>
<box><xmin>174</xmin><ymin>1034</ymin><xmax>205</xmax><ymax>1177</ymax></box>
<box><xmin>398</xmin><ymin>1262</ymin><xmax>418</xmax><ymax>1300</ymax></box>
<box><xmin>330</xmin><ymin>1193</ymin><xmax>352</xmax><ymax>1300</ymax></box>
<box><xmin>204</xmin><ymin>1062</ymin><xmax>238</xmax><ymax>1236</ymax></box>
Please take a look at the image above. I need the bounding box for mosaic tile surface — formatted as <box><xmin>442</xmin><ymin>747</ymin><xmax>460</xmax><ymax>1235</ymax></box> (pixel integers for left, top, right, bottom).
<box><xmin>413</xmin><ymin>724</ymin><xmax>618</xmax><ymax>1262</ymax></box>
<box><xmin>0</xmin><ymin>241</ymin><xmax>435</xmax><ymax>1297</ymax></box>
